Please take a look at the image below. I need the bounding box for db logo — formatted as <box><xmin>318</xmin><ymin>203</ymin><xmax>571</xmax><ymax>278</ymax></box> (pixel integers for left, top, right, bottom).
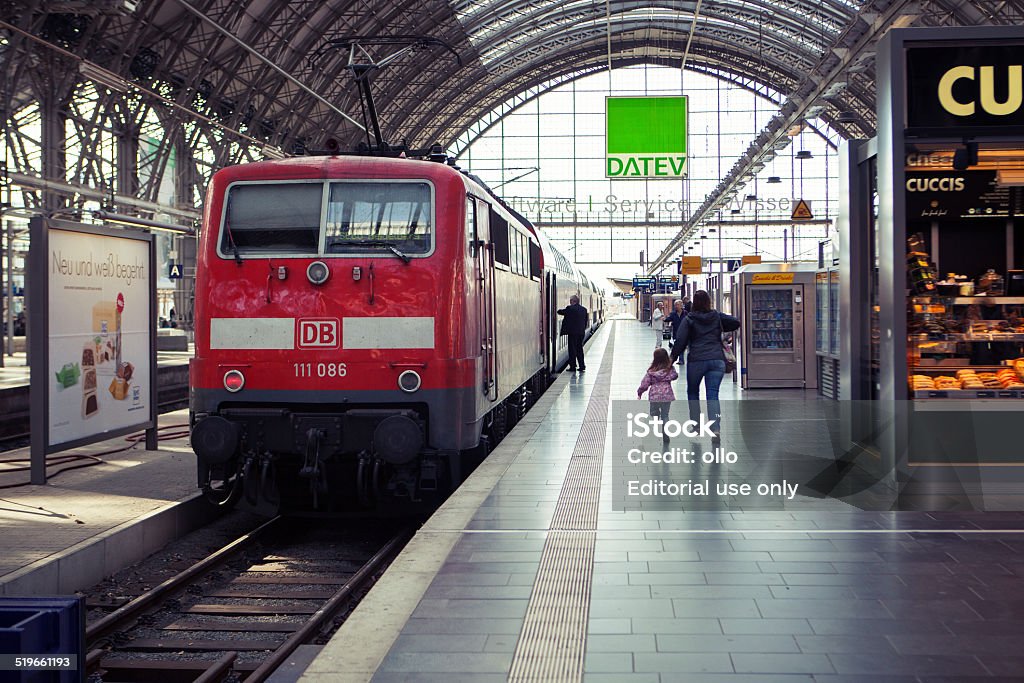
<box><xmin>297</xmin><ymin>319</ymin><xmax>340</xmax><ymax>348</ymax></box>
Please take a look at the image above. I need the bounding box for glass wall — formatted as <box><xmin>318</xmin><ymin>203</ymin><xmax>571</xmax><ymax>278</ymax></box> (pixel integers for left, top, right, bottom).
<box><xmin>459</xmin><ymin>65</ymin><xmax>840</xmax><ymax>285</ymax></box>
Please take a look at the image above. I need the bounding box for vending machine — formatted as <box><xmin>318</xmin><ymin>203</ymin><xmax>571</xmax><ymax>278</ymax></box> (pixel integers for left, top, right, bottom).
<box><xmin>734</xmin><ymin>263</ymin><xmax>818</xmax><ymax>389</ymax></box>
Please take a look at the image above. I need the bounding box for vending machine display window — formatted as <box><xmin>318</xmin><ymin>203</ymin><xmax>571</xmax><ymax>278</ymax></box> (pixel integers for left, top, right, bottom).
<box><xmin>750</xmin><ymin>289</ymin><xmax>794</xmax><ymax>350</ymax></box>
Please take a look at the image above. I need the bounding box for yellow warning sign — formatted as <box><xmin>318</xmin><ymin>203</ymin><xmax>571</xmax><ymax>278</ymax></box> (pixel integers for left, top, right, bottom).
<box><xmin>791</xmin><ymin>199</ymin><xmax>813</xmax><ymax>221</ymax></box>
<box><xmin>752</xmin><ymin>273</ymin><xmax>796</xmax><ymax>284</ymax></box>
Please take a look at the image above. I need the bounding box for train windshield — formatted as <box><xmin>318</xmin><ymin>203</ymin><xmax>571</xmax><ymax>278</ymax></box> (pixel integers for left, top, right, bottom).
<box><xmin>222</xmin><ymin>183</ymin><xmax>323</xmax><ymax>255</ymax></box>
<box><xmin>219</xmin><ymin>180</ymin><xmax>433</xmax><ymax>259</ymax></box>
<box><xmin>325</xmin><ymin>182</ymin><xmax>431</xmax><ymax>255</ymax></box>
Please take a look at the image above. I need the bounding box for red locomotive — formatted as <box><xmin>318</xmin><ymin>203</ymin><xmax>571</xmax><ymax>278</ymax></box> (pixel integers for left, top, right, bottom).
<box><xmin>189</xmin><ymin>155</ymin><xmax>603</xmax><ymax>513</ymax></box>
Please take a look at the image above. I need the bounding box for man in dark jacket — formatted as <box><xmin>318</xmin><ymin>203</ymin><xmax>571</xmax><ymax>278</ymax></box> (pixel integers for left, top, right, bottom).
<box><xmin>558</xmin><ymin>294</ymin><xmax>589</xmax><ymax>371</ymax></box>
<box><xmin>664</xmin><ymin>300</ymin><xmax>687</xmax><ymax>339</ymax></box>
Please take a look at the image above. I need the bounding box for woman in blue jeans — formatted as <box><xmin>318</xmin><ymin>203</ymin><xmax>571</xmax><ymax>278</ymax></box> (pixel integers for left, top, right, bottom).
<box><xmin>669</xmin><ymin>290</ymin><xmax>740</xmax><ymax>444</ymax></box>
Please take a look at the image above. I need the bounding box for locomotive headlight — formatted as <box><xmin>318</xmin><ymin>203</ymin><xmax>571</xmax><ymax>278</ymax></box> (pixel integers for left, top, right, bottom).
<box><xmin>307</xmin><ymin>260</ymin><xmax>330</xmax><ymax>285</ymax></box>
<box><xmin>398</xmin><ymin>370</ymin><xmax>421</xmax><ymax>393</ymax></box>
<box><xmin>223</xmin><ymin>369</ymin><xmax>245</xmax><ymax>392</ymax></box>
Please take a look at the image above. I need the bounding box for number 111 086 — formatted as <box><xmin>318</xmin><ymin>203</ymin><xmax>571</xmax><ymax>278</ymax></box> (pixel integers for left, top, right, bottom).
<box><xmin>294</xmin><ymin>362</ymin><xmax>347</xmax><ymax>378</ymax></box>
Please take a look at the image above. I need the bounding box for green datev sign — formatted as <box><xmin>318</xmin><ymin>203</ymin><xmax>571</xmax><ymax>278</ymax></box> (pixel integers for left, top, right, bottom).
<box><xmin>606</xmin><ymin>96</ymin><xmax>688</xmax><ymax>178</ymax></box>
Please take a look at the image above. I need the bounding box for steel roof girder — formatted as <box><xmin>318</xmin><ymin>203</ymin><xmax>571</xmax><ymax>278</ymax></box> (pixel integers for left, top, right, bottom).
<box><xmin>648</xmin><ymin>0</ymin><xmax>915</xmax><ymax>272</ymax></box>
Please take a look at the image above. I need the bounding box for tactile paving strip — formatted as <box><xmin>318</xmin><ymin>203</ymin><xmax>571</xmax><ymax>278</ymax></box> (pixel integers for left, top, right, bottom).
<box><xmin>508</xmin><ymin>324</ymin><xmax>615</xmax><ymax>682</ymax></box>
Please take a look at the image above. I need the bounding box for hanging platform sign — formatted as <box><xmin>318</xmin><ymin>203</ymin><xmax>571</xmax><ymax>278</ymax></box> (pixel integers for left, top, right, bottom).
<box><xmin>606</xmin><ymin>96</ymin><xmax>688</xmax><ymax>178</ymax></box>
<box><xmin>791</xmin><ymin>199</ymin><xmax>814</xmax><ymax>221</ymax></box>
<box><xmin>741</xmin><ymin>255</ymin><xmax>763</xmax><ymax>265</ymax></box>
<box><xmin>906</xmin><ymin>42</ymin><xmax>1024</xmax><ymax>135</ymax></box>
<box><xmin>680</xmin><ymin>255</ymin><xmax>702</xmax><ymax>275</ymax></box>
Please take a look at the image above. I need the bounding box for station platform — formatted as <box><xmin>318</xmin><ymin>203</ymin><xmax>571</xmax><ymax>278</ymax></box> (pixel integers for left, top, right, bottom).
<box><xmin>304</xmin><ymin>318</ymin><xmax>1024</xmax><ymax>683</ymax></box>
<box><xmin>0</xmin><ymin>409</ymin><xmax>215</xmax><ymax>596</ymax></box>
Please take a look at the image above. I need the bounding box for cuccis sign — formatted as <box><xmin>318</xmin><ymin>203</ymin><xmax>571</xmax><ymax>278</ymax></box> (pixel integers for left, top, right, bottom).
<box><xmin>906</xmin><ymin>43</ymin><xmax>1024</xmax><ymax>131</ymax></box>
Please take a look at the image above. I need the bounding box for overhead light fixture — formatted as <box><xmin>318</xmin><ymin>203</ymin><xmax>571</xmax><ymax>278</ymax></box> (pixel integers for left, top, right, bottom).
<box><xmin>952</xmin><ymin>141</ymin><xmax>978</xmax><ymax>170</ymax></box>
<box><xmin>730</xmin><ymin>208</ymin><xmax>741</xmax><ymax>214</ymax></box>
<box><xmin>93</xmin><ymin>210</ymin><xmax>195</xmax><ymax>235</ymax></box>
<box><xmin>837</xmin><ymin>111</ymin><xmax>857</xmax><ymax>123</ymax></box>
<box><xmin>700</xmin><ymin>235</ymin><xmax>707</xmax><ymax>239</ymax></box>
<box><xmin>796</xmin><ymin>150</ymin><xmax>813</xmax><ymax>160</ymax></box>
<box><xmin>768</xmin><ymin>176</ymin><xmax>782</xmax><ymax>184</ymax></box>
<box><xmin>891</xmin><ymin>12</ymin><xmax>920</xmax><ymax>29</ymax></box>
<box><xmin>745</xmin><ymin>194</ymin><xmax>757</xmax><ymax>201</ymax></box>
<box><xmin>708</xmin><ymin>228</ymin><xmax>717</xmax><ymax>233</ymax></box>
<box><xmin>79</xmin><ymin>61</ymin><xmax>129</xmax><ymax>93</ymax></box>
<box><xmin>261</xmin><ymin>146</ymin><xmax>287</xmax><ymax>160</ymax></box>
<box><xmin>822</xmin><ymin>81</ymin><xmax>848</xmax><ymax>98</ymax></box>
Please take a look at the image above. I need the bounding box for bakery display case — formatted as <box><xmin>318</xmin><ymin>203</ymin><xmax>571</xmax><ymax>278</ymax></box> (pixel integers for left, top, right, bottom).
<box><xmin>909</xmin><ymin>295</ymin><xmax>1024</xmax><ymax>399</ymax></box>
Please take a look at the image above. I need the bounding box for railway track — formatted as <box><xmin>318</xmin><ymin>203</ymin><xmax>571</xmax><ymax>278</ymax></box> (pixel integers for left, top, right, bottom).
<box><xmin>84</xmin><ymin>517</ymin><xmax>411</xmax><ymax>682</ymax></box>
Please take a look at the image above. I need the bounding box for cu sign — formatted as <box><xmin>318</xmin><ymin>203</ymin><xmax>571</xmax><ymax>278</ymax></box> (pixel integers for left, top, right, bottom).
<box><xmin>297</xmin><ymin>318</ymin><xmax>340</xmax><ymax>349</ymax></box>
<box><xmin>907</xmin><ymin>44</ymin><xmax>1024</xmax><ymax>131</ymax></box>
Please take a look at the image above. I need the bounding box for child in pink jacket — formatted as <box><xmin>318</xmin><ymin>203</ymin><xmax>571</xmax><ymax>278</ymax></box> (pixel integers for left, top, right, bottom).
<box><xmin>637</xmin><ymin>348</ymin><xmax>678</xmax><ymax>447</ymax></box>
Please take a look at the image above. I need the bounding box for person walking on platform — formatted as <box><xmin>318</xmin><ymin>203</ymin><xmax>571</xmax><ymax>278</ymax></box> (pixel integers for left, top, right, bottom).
<box><xmin>637</xmin><ymin>347</ymin><xmax>678</xmax><ymax>448</ymax></box>
<box><xmin>651</xmin><ymin>301</ymin><xmax>666</xmax><ymax>349</ymax></box>
<box><xmin>665</xmin><ymin>299</ymin><xmax>686</xmax><ymax>341</ymax></box>
<box><xmin>558</xmin><ymin>294</ymin><xmax>589</xmax><ymax>372</ymax></box>
<box><xmin>669</xmin><ymin>290</ymin><xmax>740</xmax><ymax>445</ymax></box>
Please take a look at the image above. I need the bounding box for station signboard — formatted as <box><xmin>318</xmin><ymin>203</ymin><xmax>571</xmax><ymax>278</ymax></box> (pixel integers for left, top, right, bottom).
<box><xmin>680</xmin><ymin>255</ymin><xmax>702</xmax><ymax>275</ymax></box>
<box><xmin>606</xmin><ymin>96</ymin><xmax>688</xmax><ymax>178</ymax></box>
<box><xmin>632</xmin><ymin>276</ymin><xmax>656</xmax><ymax>291</ymax></box>
<box><xmin>29</xmin><ymin>217</ymin><xmax>157</xmax><ymax>483</ymax></box>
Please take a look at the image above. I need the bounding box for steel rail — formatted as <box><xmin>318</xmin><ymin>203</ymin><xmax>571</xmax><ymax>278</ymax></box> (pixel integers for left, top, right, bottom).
<box><xmin>244</xmin><ymin>528</ymin><xmax>413</xmax><ymax>683</ymax></box>
<box><xmin>85</xmin><ymin>516</ymin><xmax>282</xmax><ymax>642</ymax></box>
<box><xmin>193</xmin><ymin>651</ymin><xmax>238</xmax><ymax>683</ymax></box>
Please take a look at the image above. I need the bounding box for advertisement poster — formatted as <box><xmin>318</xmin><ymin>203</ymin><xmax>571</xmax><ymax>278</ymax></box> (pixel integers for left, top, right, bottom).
<box><xmin>47</xmin><ymin>228</ymin><xmax>151</xmax><ymax>447</ymax></box>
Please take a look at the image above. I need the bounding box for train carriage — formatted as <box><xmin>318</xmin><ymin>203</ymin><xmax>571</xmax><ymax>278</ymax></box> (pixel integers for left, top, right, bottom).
<box><xmin>190</xmin><ymin>155</ymin><xmax>602</xmax><ymax>514</ymax></box>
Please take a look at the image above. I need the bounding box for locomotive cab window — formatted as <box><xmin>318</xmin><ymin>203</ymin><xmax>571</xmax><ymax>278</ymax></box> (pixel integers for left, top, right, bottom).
<box><xmin>325</xmin><ymin>181</ymin><xmax>432</xmax><ymax>255</ymax></box>
<box><xmin>221</xmin><ymin>183</ymin><xmax>323</xmax><ymax>255</ymax></box>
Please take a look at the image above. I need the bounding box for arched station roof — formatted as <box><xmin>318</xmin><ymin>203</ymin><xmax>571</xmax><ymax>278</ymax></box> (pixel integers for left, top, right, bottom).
<box><xmin>1</xmin><ymin>0</ymin><xmax>1022</xmax><ymax>218</ymax></box>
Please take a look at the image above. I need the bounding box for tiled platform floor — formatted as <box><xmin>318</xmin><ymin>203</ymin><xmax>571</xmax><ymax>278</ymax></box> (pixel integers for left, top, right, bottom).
<box><xmin>0</xmin><ymin>409</ymin><xmax>202</xmax><ymax>593</ymax></box>
<box><xmin>306</xmin><ymin>318</ymin><xmax>1024</xmax><ymax>683</ymax></box>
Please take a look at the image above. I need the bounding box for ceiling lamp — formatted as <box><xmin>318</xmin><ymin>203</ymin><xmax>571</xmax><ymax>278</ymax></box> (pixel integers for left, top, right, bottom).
<box><xmin>730</xmin><ymin>208</ymin><xmax>741</xmax><ymax>214</ymax></box>
<box><xmin>767</xmin><ymin>176</ymin><xmax>782</xmax><ymax>184</ymax></box>
<box><xmin>79</xmin><ymin>62</ymin><xmax>129</xmax><ymax>93</ymax></box>
<box><xmin>745</xmin><ymin>194</ymin><xmax>757</xmax><ymax>201</ymax></box>
<box><xmin>796</xmin><ymin>150</ymin><xmax>813</xmax><ymax>160</ymax></box>
<box><xmin>836</xmin><ymin>110</ymin><xmax>857</xmax><ymax>123</ymax></box>
<box><xmin>708</xmin><ymin>228</ymin><xmax>717</xmax><ymax>233</ymax></box>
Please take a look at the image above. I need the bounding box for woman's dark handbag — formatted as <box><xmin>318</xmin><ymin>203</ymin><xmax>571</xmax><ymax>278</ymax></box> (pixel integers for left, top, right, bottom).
<box><xmin>719</xmin><ymin>314</ymin><xmax>737</xmax><ymax>373</ymax></box>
